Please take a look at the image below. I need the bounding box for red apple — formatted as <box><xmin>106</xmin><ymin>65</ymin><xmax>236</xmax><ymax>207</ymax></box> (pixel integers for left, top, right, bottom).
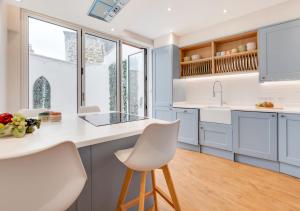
<box><xmin>0</xmin><ymin>113</ymin><xmax>13</xmax><ymax>124</ymax></box>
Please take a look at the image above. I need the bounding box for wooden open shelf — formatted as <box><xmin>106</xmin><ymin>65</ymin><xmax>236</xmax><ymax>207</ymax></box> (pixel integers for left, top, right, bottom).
<box><xmin>180</xmin><ymin>31</ymin><xmax>258</xmax><ymax>78</ymax></box>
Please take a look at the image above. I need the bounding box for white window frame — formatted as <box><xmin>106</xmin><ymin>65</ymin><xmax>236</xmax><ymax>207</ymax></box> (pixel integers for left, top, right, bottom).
<box><xmin>21</xmin><ymin>9</ymin><xmax>149</xmax><ymax>114</ymax></box>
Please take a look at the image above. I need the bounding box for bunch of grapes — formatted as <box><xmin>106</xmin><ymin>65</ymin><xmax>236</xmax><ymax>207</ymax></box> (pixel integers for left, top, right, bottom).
<box><xmin>10</xmin><ymin>113</ymin><xmax>27</xmax><ymax>138</ymax></box>
<box><xmin>25</xmin><ymin>118</ymin><xmax>41</xmax><ymax>133</ymax></box>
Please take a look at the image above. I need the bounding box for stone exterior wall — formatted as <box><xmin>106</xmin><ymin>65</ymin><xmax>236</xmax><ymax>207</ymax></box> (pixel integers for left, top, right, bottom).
<box><xmin>64</xmin><ymin>31</ymin><xmax>115</xmax><ymax>64</ymax></box>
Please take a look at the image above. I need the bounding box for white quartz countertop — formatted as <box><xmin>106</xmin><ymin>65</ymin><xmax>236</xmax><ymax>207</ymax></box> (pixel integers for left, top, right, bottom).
<box><xmin>0</xmin><ymin>115</ymin><xmax>166</xmax><ymax>159</ymax></box>
<box><xmin>173</xmin><ymin>102</ymin><xmax>300</xmax><ymax>114</ymax></box>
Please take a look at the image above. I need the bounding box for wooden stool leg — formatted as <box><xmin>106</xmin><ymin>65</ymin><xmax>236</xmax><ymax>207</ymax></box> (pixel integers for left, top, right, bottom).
<box><xmin>151</xmin><ymin>170</ymin><xmax>158</xmax><ymax>211</ymax></box>
<box><xmin>117</xmin><ymin>168</ymin><xmax>134</xmax><ymax>211</ymax></box>
<box><xmin>138</xmin><ymin>171</ymin><xmax>147</xmax><ymax>211</ymax></box>
<box><xmin>162</xmin><ymin>165</ymin><xmax>181</xmax><ymax>211</ymax></box>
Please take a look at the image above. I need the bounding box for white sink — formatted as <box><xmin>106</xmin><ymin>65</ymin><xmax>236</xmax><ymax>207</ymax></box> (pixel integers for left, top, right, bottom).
<box><xmin>200</xmin><ymin>106</ymin><xmax>231</xmax><ymax>124</ymax></box>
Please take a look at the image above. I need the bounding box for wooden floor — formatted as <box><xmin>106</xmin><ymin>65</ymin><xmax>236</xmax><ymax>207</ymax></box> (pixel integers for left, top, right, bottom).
<box><xmin>151</xmin><ymin>149</ymin><xmax>300</xmax><ymax>211</ymax></box>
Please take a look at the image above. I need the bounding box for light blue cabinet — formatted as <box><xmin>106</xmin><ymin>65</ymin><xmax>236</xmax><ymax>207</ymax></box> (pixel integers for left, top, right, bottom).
<box><xmin>259</xmin><ymin>19</ymin><xmax>300</xmax><ymax>82</ymax></box>
<box><xmin>279</xmin><ymin>113</ymin><xmax>300</xmax><ymax>167</ymax></box>
<box><xmin>200</xmin><ymin>122</ymin><xmax>232</xmax><ymax>151</ymax></box>
<box><xmin>153</xmin><ymin>106</ymin><xmax>174</xmax><ymax>121</ymax></box>
<box><xmin>232</xmin><ymin>111</ymin><xmax>278</xmax><ymax>161</ymax></box>
<box><xmin>173</xmin><ymin>108</ymin><xmax>199</xmax><ymax>145</ymax></box>
<box><xmin>152</xmin><ymin>45</ymin><xmax>179</xmax><ymax>108</ymax></box>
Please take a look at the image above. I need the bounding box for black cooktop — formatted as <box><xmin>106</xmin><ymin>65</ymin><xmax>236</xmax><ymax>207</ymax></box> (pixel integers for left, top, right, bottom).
<box><xmin>79</xmin><ymin>112</ymin><xmax>147</xmax><ymax>127</ymax></box>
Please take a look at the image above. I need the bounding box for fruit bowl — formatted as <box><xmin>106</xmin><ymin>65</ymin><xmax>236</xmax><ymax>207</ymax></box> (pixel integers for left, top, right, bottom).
<box><xmin>0</xmin><ymin>113</ymin><xmax>41</xmax><ymax>138</ymax></box>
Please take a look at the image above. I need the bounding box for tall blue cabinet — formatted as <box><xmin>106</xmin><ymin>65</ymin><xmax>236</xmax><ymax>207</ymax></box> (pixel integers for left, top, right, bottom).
<box><xmin>152</xmin><ymin>45</ymin><xmax>180</xmax><ymax>121</ymax></box>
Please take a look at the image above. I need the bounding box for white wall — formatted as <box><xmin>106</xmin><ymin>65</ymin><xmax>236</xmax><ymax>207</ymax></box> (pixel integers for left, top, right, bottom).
<box><xmin>174</xmin><ymin>73</ymin><xmax>300</xmax><ymax>108</ymax></box>
<box><xmin>29</xmin><ymin>54</ymin><xmax>77</xmax><ymax>114</ymax></box>
<box><xmin>0</xmin><ymin>0</ymin><xmax>7</xmax><ymax>113</ymax></box>
<box><xmin>179</xmin><ymin>0</ymin><xmax>300</xmax><ymax>47</ymax></box>
<box><xmin>154</xmin><ymin>33</ymin><xmax>179</xmax><ymax>48</ymax></box>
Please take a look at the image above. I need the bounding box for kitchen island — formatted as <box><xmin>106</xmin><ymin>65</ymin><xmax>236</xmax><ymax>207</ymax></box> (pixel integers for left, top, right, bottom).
<box><xmin>0</xmin><ymin>115</ymin><xmax>166</xmax><ymax>211</ymax></box>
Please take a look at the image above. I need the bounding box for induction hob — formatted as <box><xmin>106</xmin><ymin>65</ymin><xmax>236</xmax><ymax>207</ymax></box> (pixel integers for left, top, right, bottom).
<box><xmin>79</xmin><ymin>112</ymin><xmax>147</xmax><ymax>127</ymax></box>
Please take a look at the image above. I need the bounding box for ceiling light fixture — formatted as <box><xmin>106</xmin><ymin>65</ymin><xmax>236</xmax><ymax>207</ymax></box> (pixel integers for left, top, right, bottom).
<box><xmin>15</xmin><ymin>0</ymin><xmax>22</xmax><ymax>2</ymax></box>
<box><xmin>167</xmin><ymin>7</ymin><xmax>172</xmax><ymax>12</ymax></box>
<box><xmin>223</xmin><ymin>9</ymin><xmax>228</xmax><ymax>13</ymax></box>
<box><xmin>111</xmin><ymin>28</ymin><xmax>115</xmax><ymax>32</ymax></box>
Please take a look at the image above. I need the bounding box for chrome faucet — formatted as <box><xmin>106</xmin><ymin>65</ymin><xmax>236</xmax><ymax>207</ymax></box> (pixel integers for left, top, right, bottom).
<box><xmin>213</xmin><ymin>80</ymin><xmax>223</xmax><ymax>106</ymax></box>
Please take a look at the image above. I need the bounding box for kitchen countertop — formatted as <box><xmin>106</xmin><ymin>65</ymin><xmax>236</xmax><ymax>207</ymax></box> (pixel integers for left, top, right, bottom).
<box><xmin>173</xmin><ymin>102</ymin><xmax>300</xmax><ymax>114</ymax></box>
<box><xmin>0</xmin><ymin>115</ymin><xmax>166</xmax><ymax>159</ymax></box>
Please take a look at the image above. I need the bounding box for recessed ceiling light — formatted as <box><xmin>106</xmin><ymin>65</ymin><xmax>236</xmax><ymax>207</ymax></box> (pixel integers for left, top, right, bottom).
<box><xmin>111</xmin><ymin>28</ymin><xmax>115</xmax><ymax>32</ymax></box>
<box><xmin>223</xmin><ymin>9</ymin><xmax>228</xmax><ymax>13</ymax></box>
<box><xmin>167</xmin><ymin>7</ymin><xmax>172</xmax><ymax>12</ymax></box>
<box><xmin>169</xmin><ymin>30</ymin><xmax>173</xmax><ymax>33</ymax></box>
<box><xmin>15</xmin><ymin>0</ymin><xmax>22</xmax><ymax>2</ymax></box>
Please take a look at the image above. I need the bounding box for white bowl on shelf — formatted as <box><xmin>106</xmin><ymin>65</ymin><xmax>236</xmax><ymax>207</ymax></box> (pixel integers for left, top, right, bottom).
<box><xmin>191</xmin><ymin>54</ymin><xmax>201</xmax><ymax>61</ymax></box>
<box><xmin>183</xmin><ymin>56</ymin><xmax>191</xmax><ymax>62</ymax></box>
<box><xmin>247</xmin><ymin>42</ymin><xmax>257</xmax><ymax>51</ymax></box>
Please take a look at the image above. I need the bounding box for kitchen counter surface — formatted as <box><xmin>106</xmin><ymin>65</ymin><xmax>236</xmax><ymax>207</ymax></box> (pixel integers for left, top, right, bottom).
<box><xmin>173</xmin><ymin>102</ymin><xmax>300</xmax><ymax>114</ymax></box>
<box><xmin>0</xmin><ymin>115</ymin><xmax>166</xmax><ymax>159</ymax></box>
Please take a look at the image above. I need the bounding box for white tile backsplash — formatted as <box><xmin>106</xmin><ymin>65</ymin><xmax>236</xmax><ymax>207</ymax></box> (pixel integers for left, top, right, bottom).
<box><xmin>173</xmin><ymin>73</ymin><xmax>300</xmax><ymax>107</ymax></box>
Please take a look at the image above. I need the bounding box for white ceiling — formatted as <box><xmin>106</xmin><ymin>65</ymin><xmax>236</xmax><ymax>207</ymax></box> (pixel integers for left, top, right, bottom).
<box><xmin>8</xmin><ymin>0</ymin><xmax>288</xmax><ymax>40</ymax></box>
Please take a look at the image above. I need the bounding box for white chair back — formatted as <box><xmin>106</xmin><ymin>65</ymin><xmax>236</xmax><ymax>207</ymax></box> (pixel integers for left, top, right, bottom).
<box><xmin>78</xmin><ymin>105</ymin><xmax>101</xmax><ymax>114</ymax></box>
<box><xmin>0</xmin><ymin>142</ymin><xmax>87</xmax><ymax>211</ymax></box>
<box><xmin>124</xmin><ymin>120</ymin><xmax>180</xmax><ymax>171</ymax></box>
<box><xmin>18</xmin><ymin>108</ymin><xmax>48</xmax><ymax>118</ymax></box>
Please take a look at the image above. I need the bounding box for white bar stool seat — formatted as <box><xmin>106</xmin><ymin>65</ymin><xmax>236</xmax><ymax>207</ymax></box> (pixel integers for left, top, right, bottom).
<box><xmin>0</xmin><ymin>141</ymin><xmax>87</xmax><ymax>211</ymax></box>
<box><xmin>18</xmin><ymin>108</ymin><xmax>48</xmax><ymax>118</ymax></box>
<box><xmin>78</xmin><ymin>105</ymin><xmax>101</xmax><ymax>114</ymax></box>
<box><xmin>115</xmin><ymin>120</ymin><xmax>181</xmax><ymax>211</ymax></box>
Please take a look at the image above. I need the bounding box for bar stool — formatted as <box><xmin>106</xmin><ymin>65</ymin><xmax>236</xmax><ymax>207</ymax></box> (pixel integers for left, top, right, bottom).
<box><xmin>115</xmin><ymin>120</ymin><xmax>181</xmax><ymax>211</ymax></box>
<box><xmin>78</xmin><ymin>105</ymin><xmax>101</xmax><ymax>114</ymax></box>
<box><xmin>18</xmin><ymin>108</ymin><xmax>48</xmax><ymax>118</ymax></box>
<box><xmin>0</xmin><ymin>141</ymin><xmax>87</xmax><ymax>211</ymax></box>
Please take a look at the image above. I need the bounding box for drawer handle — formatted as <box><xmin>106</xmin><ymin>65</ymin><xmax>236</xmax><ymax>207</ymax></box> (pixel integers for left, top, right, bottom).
<box><xmin>200</xmin><ymin>126</ymin><xmax>204</xmax><ymax>129</ymax></box>
<box><xmin>272</xmin><ymin>114</ymin><xmax>276</xmax><ymax>117</ymax></box>
<box><xmin>281</xmin><ymin>114</ymin><xmax>285</xmax><ymax>118</ymax></box>
<box><xmin>261</xmin><ymin>76</ymin><xmax>266</xmax><ymax>80</ymax></box>
<box><xmin>184</xmin><ymin>110</ymin><xmax>188</xmax><ymax>113</ymax></box>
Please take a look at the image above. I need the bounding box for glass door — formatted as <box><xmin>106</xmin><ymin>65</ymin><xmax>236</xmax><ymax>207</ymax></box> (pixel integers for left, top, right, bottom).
<box><xmin>121</xmin><ymin>43</ymin><xmax>147</xmax><ymax>116</ymax></box>
<box><xmin>82</xmin><ymin>32</ymin><xmax>118</xmax><ymax>113</ymax></box>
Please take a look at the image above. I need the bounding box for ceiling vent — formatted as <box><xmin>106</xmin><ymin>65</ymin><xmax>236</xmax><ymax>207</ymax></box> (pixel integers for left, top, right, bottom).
<box><xmin>88</xmin><ymin>0</ymin><xmax>130</xmax><ymax>22</ymax></box>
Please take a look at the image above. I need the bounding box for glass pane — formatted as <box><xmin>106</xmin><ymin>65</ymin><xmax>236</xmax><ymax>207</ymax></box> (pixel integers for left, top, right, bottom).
<box><xmin>28</xmin><ymin>17</ymin><xmax>77</xmax><ymax>114</ymax></box>
<box><xmin>84</xmin><ymin>34</ymin><xmax>117</xmax><ymax>113</ymax></box>
<box><xmin>121</xmin><ymin>44</ymin><xmax>146</xmax><ymax>116</ymax></box>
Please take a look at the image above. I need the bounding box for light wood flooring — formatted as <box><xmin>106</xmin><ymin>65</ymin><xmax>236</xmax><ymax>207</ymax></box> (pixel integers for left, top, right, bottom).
<box><xmin>151</xmin><ymin>149</ymin><xmax>300</xmax><ymax>211</ymax></box>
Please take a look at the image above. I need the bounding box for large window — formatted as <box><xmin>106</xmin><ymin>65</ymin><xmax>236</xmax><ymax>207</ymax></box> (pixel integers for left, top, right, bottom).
<box><xmin>121</xmin><ymin>43</ymin><xmax>147</xmax><ymax>116</ymax></box>
<box><xmin>83</xmin><ymin>34</ymin><xmax>117</xmax><ymax>113</ymax></box>
<box><xmin>24</xmin><ymin>12</ymin><xmax>147</xmax><ymax>115</ymax></box>
<box><xmin>28</xmin><ymin>17</ymin><xmax>78</xmax><ymax>114</ymax></box>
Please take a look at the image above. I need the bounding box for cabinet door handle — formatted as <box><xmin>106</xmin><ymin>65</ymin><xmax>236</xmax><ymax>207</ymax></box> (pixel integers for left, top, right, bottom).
<box><xmin>261</xmin><ymin>76</ymin><xmax>266</xmax><ymax>80</ymax></box>
<box><xmin>184</xmin><ymin>110</ymin><xmax>188</xmax><ymax>113</ymax></box>
<box><xmin>281</xmin><ymin>114</ymin><xmax>285</xmax><ymax>118</ymax></box>
<box><xmin>272</xmin><ymin>114</ymin><xmax>276</xmax><ymax>117</ymax></box>
<box><xmin>200</xmin><ymin>127</ymin><xmax>204</xmax><ymax>129</ymax></box>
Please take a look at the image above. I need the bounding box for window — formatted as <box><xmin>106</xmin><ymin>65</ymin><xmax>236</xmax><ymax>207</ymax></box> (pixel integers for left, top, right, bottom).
<box><xmin>83</xmin><ymin>33</ymin><xmax>118</xmax><ymax>113</ymax></box>
<box><xmin>121</xmin><ymin>43</ymin><xmax>147</xmax><ymax>116</ymax></box>
<box><xmin>28</xmin><ymin>17</ymin><xmax>78</xmax><ymax>114</ymax></box>
<box><xmin>24</xmin><ymin>12</ymin><xmax>148</xmax><ymax>115</ymax></box>
<box><xmin>33</xmin><ymin>76</ymin><xmax>51</xmax><ymax>109</ymax></box>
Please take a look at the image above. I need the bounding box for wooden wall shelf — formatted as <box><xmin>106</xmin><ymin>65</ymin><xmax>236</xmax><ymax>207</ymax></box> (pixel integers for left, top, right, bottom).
<box><xmin>179</xmin><ymin>31</ymin><xmax>258</xmax><ymax>78</ymax></box>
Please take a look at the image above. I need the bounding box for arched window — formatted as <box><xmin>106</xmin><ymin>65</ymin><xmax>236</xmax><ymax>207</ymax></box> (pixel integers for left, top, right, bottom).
<box><xmin>33</xmin><ymin>76</ymin><xmax>51</xmax><ymax>109</ymax></box>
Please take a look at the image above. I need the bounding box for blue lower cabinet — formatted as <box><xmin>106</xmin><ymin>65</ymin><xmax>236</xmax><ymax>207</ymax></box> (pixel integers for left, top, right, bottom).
<box><xmin>199</xmin><ymin>122</ymin><xmax>232</xmax><ymax>151</ymax></box>
<box><xmin>232</xmin><ymin>111</ymin><xmax>278</xmax><ymax>161</ymax></box>
<box><xmin>153</xmin><ymin>106</ymin><xmax>174</xmax><ymax>121</ymax></box>
<box><xmin>279</xmin><ymin>113</ymin><xmax>300</xmax><ymax>167</ymax></box>
<box><xmin>173</xmin><ymin>108</ymin><xmax>199</xmax><ymax>146</ymax></box>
